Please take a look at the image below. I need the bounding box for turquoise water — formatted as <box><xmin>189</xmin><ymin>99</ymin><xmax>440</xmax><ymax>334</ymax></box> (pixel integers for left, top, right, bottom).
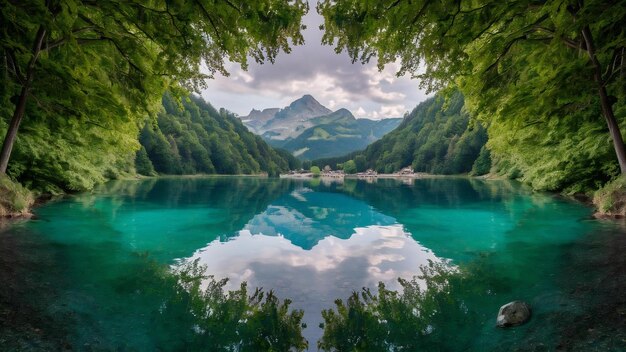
<box><xmin>1</xmin><ymin>176</ymin><xmax>624</xmax><ymax>350</ymax></box>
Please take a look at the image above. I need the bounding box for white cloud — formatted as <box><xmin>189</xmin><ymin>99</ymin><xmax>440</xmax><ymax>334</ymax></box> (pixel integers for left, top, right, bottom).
<box><xmin>199</xmin><ymin>1</ymin><xmax>431</xmax><ymax>118</ymax></box>
<box><xmin>185</xmin><ymin>224</ymin><xmax>444</xmax><ymax>290</ymax></box>
<box><xmin>367</xmin><ymin>104</ymin><xmax>408</xmax><ymax>120</ymax></box>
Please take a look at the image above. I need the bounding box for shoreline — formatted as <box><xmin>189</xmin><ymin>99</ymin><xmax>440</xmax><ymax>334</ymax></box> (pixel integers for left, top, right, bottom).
<box><xmin>2</xmin><ymin>173</ymin><xmax>623</xmax><ymax>220</ymax></box>
<box><xmin>0</xmin><ymin>174</ymin><xmax>273</xmax><ymax>221</ymax></box>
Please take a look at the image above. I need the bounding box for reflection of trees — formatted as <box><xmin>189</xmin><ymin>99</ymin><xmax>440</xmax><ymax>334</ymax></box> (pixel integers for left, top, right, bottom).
<box><xmin>318</xmin><ymin>259</ymin><xmax>510</xmax><ymax>351</ymax></box>
<box><xmin>311</xmin><ymin>177</ymin><xmax>539</xmax><ymax>213</ymax></box>
<box><xmin>152</xmin><ymin>259</ymin><xmax>308</xmax><ymax>351</ymax></box>
<box><xmin>22</xmin><ymin>177</ymin><xmax>610</xmax><ymax>350</ymax></box>
<box><xmin>152</xmin><ymin>256</ymin><xmax>511</xmax><ymax>351</ymax></box>
<box><xmin>153</xmin><ymin>258</ymin><xmax>504</xmax><ymax>351</ymax></box>
<box><xmin>140</xmin><ymin>178</ymin><xmax>295</xmax><ymax>236</ymax></box>
<box><xmin>74</xmin><ymin>177</ymin><xmax>295</xmax><ymax>241</ymax></box>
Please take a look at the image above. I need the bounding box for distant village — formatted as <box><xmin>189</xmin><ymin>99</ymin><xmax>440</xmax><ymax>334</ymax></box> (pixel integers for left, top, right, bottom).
<box><xmin>280</xmin><ymin>166</ymin><xmax>427</xmax><ymax>179</ymax></box>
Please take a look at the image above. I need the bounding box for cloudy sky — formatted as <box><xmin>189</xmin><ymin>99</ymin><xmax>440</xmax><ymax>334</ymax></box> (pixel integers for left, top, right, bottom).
<box><xmin>200</xmin><ymin>2</ymin><xmax>430</xmax><ymax>120</ymax></box>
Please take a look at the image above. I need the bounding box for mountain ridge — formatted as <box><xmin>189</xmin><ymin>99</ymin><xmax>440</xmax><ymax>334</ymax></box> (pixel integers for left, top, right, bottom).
<box><xmin>238</xmin><ymin>95</ymin><xmax>402</xmax><ymax>159</ymax></box>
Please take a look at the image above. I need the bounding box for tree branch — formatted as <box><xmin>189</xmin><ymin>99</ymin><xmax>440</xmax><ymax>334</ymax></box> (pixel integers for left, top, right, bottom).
<box><xmin>192</xmin><ymin>0</ymin><xmax>223</xmax><ymax>43</ymax></box>
<box><xmin>6</xmin><ymin>49</ymin><xmax>26</xmax><ymax>84</ymax></box>
<box><xmin>532</xmin><ymin>26</ymin><xmax>581</xmax><ymax>50</ymax></box>
<box><xmin>222</xmin><ymin>0</ymin><xmax>242</xmax><ymax>13</ymax></box>
<box><xmin>484</xmin><ymin>35</ymin><xmax>526</xmax><ymax>73</ymax></box>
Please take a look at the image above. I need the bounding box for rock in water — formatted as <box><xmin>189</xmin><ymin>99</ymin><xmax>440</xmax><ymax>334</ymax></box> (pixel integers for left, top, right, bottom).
<box><xmin>496</xmin><ymin>301</ymin><xmax>532</xmax><ymax>327</ymax></box>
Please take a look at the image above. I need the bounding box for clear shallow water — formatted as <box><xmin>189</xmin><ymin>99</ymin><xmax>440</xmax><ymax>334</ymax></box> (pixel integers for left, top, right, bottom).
<box><xmin>1</xmin><ymin>176</ymin><xmax>624</xmax><ymax>350</ymax></box>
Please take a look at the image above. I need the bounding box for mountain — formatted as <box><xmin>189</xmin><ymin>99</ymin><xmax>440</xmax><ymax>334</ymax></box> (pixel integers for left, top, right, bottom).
<box><xmin>313</xmin><ymin>92</ymin><xmax>489</xmax><ymax>175</ymax></box>
<box><xmin>240</xmin><ymin>94</ymin><xmax>332</xmax><ymax>141</ymax></box>
<box><xmin>238</xmin><ymin>95</ymin><xmax>402</xmax><ymax>160</ymax></box>
<box><xmin>138</xmin><ymin>93</ymin><xmax>300</xmax><ymax>177</ymax></box>
<box><xmin>282</xmin><ymin>109</ymin><xmax>402</xmax><ymax>160</ymax></box>
<box><xmin>239</xmin><ymin>108</ymin><xmax>280</xmax><ymax>134</ymax></box>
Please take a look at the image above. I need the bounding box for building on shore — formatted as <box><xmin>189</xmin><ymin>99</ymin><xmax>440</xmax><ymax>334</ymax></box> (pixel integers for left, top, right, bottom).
<box><xmin>321</xmin><ymin>169</ymin><xmax>345</xmax><ymax>178</ymax></box>
<box><xmin>357</xmin><ymin>169</ymin><xmax>378</xmax><ymax>177</ymax></box>
<box><xmin>396</xmin><ymin>167</ymin><xmax>415</xmax><ymax>176</ymax></box>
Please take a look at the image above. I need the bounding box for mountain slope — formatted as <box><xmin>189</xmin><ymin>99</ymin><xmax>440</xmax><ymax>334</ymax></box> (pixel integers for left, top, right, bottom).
<box><xmin>240</xmin><ymin>108</ymin><xmax>280</xmax><ymax>134</ymax></box>
<box><xmin>313</xmin><ymin>92</ymin><xmax>489</xmax><ymax>174</ymax></box>
<box><xmin>282</xmin><ymin>109</ymin><xmax>402</xmax><ymax>160</ymax></box>
<box><xmin>138</xmin><ymin>93</ymin><xmax>299</xmax><ymax>177</ymax></box>
<box><xmin>240</xmin><ymin>95</ymin><xmax>332</xmax><ymax>141</ymax></box>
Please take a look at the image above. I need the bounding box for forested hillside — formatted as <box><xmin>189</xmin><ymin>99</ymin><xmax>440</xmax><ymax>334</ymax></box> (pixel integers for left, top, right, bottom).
<box><xmin>139</xmin><ymin>94</ymin><xmax>299</xmax><ymax>177</ymax></box>
<box><xmin>280</xmin><ymin>109</ymin><xmax>402</xmax><ymax>160</ymax></box>
<box><xmin>314</xmin><ymin>92</ymin><xmax>488</xmax><ymax>175</ymax></box>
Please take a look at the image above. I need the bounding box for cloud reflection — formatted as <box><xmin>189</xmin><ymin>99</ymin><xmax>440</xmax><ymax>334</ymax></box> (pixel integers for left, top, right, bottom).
<box><xmin>184</xmin><ymin>224</ymin><xmax>444</xmax><ymax>343</ymax></box>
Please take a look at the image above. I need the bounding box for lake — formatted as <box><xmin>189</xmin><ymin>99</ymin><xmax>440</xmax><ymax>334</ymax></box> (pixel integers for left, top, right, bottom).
<box><xmin>1</xmin><ymin>176</ymin><xmax>624</xmax><ymax>350</ymax></box>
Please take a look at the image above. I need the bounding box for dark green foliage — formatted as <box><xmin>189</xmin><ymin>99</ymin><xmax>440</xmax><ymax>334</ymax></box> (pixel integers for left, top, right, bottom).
<box><xmin>275</xmin><ymin>148</ymin><xmax>302</xmax><ymax>171</ymax></box>
<box><xmin>318</xmin><ymin>262</ymin><xmax>468</xmax><ymax>351</ymax></box>
<box><xmin>317</xmin><ymin>257</ymin><xmax>520</xmax><ymax>351</ymax></box>
<box><xmin>354</xmin><ymin>155</ymin><xmax>367</xmax><ymax>173</ymax></box>
<box><xmin>314</xmin><ymin>92</ymin><xmax>487</xmax><ymax>174</ymax></box>
<box><xmin>140</xmin><ymin>94</ymin><xmax>294</xmax><ymax>177</ymax></box>
<box><xmin>471</xmin><ymin>146</ymin><xmax>492</xmax><ymax>176</ymax></box>
<box><xmin>135</xmin><ymin>146</ymin><xmax>156</xmax><ymax>176</ymax></box>
<box><xmin>153</xmin><ymin>259</ymin><xmax>308</xmax><ymax>351</ymax></box>
<box><xmin>343</xmin><ymin>160</ymin><xmax>357</xmax><ymax>174</ymax></box>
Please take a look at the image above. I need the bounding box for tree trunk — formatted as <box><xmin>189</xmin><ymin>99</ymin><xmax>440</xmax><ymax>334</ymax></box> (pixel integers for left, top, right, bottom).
<box><xmin>0</xmin><ymin>87</ymin><xmax>28</xmax><ymax>174</ymax></box>
<box><xmin>0</xmin><ymin>26</ymin><xmax>46</xmax><ymax>175</ymax></box>
<box><xmin>598</xmin><ymin>86</ymin><xmax>626</xmax><ymax>174</ymax></box>
<box><xmin>581</xmin><ymin>26</ymin><xmax>626</xmax><ymax>174</ymax></box>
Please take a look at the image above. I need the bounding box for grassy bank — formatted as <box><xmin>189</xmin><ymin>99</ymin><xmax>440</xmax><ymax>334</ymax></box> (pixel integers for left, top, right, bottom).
<box><xmin>0</xmin><ymin>176</ymin><xmax>34</xmax><ymax>218</ymax></box>
<box><xmin>593</xmin><ymin>176</ymin><xmax>626</xmax><ymax>218</ymax></box>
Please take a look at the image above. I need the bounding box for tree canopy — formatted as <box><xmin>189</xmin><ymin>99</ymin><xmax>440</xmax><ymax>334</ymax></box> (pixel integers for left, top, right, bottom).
<box><xmin>319</xmin><ymin>0</ymin><xmax>626</xmax><ymax>191</ymax></box>
<box><xmin>0</xmin><ymin>0</ymin><xmax>308</xmax><ymax>188</ymax></box>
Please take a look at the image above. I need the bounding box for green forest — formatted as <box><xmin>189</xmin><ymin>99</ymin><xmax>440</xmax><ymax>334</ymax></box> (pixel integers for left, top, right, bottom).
<box><xmin>138</xmin><ymin>93</ymin><xmax>299</xmax><ymax>177</ymax></box>
<box><xmin>0</xmin><ymin>0</ymin><xmax>308</xmax><ymax>215</ymax></box>
<box><xmin>313</xmin><ymin>92</ymin><xmax>489</xmax><ymax>175</ymax></box>
<box><xmin>279</xmin><ymin>109</ymin><xmax>402</xmax><ymax>160</ymax></box>
<box><xmin>1</xmin><ymin>0</ymin><xmax>625</xmax><ymax>211</ymax></box>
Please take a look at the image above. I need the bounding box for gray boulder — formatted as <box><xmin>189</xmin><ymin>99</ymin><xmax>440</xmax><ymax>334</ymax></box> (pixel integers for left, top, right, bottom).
<box><xmin>496</xmin><ymin>301</ymin><xmax>531</xmax><ymax>328</ymax></box>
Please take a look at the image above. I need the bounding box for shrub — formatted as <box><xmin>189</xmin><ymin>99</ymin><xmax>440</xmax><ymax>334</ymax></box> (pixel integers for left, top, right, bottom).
<box><xmin>0</xmin><ymin>176</ymin><xmax>34</xmax><ymax>216</ymax></box>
